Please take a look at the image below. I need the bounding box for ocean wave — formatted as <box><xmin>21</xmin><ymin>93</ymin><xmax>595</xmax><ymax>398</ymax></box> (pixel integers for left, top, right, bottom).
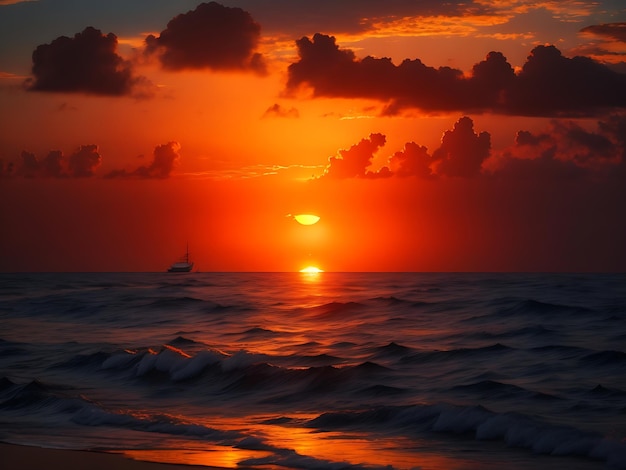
<box><xmin>528</xmin><ymin>344</ymin><xmax>590</xmax><ymax>360</ymax></box>
<box><xmin>580</xmin><ymin>350</ymin><xmax>626</xmax><ymax>367</ymax></box>
<box><xmin>307</xmin><ymin>403</ymin><xmax>626</xmax><ymax>468</ymax></box>
<box><xmin>371</xmin><ymin>341</ymin><xmax>414</xmax><ymax>357</ymax></box>
<box><xmin>586</xmin><ymin>384</ymin><xmax>626</xmax><ymax>398</ymax></box>
<box><xmin>0</xmin><ymin>376</ymin><xmax>240</xmax><ymax>441</ymax></box>
<box><xmin>236</xmin><ymin>327</ymin><xmax>281</xmax><ymax>339</ymax></box>
<box><xmin>304</xmin><ymin>301</ymin><xmax>365</xmax><ymax>317</ymax></box>
<box><xmin>289</xmin><ymin>353</ymin><xmax>344</xmax><ymax>367</ymax></box>
<box><xmin>0</xmin><ymin>338</ymin><xmax>28</xmax><ymax>356</ymax></box>
<box><xmin>45</xmin><ymin>343</ymin><xmax>367</xmax><ymax>393</ymax></box>
<box><xmin>369</xmin><ymin>296</ymin><xmax>432</xmax><ymax>309</ymax></box>
<box><xmin>91</xmin><ymin>345</ymin><xmax>226</xmax><ymax>382</ymax></box>
<box><xmin>0</xmin><ymin>377</ymin><xmax>92</xmax><ymax>415</ymax></box>
<box><xmin>498</xmin><ymin>299</ymin><xmax>594</xmax><ymax>317</ymax></box>
<box><xmin>356</xmin><ymin>384</ymin><xmax>408</xmax><ymax>397</ymax></box>
<box><xmin>143</xmin><ymin>295</ymin><xmax>205</xmax><ymax>308</ymax></box>
<box><xmin>168</xmin><ymin>335</ymin><xmax>203</xmax><ymax>347</ymax></box>
<box><xmin>401</xmin><ymin>343</ymin><xmax>514</xmax><ymax>364</ymax></box>
<box><xmin>450</xmin><ymin>380</ymin><xmax>560</xmax><ymax>401</ymax></box>
<box><xmin>235</xmin><ymin>435</ymin><xmax>392</xmax><ymax>470</ymax></box>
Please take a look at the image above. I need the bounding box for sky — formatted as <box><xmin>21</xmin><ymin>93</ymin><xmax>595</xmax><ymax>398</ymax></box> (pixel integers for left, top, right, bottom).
<box><xmin>1</xmin><ymin>0</ymin><xmax>626</xmax><ymax>272</ymax></box>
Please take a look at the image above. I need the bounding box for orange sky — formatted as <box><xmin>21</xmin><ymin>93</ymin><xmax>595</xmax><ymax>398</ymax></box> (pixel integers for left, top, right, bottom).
<box><xmin>1</xmin><ymin>0</ymin><xmax>626</xmax><ymax>272</ymax></box>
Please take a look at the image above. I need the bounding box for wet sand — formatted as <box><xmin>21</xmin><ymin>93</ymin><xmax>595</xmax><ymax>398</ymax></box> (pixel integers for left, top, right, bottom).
<box><xmin>0</xmin><ymin>443</ymin><xmax>222</xmax><ymax>470</ymax></box>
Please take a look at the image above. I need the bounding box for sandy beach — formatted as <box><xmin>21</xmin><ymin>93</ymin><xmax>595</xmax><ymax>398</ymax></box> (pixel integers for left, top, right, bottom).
<box><xmin>0</xmin><ymin>443</ymin><xmax>219</xmax><ymax>470</ymax></box>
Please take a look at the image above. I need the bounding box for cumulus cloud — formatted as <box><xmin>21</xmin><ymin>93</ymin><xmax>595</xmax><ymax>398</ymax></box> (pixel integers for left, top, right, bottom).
<box><xmin>145</xmin><ymin>2</ymin><xmax>266</xmax><ymax>74</ymax></box>
<box><xmin>486</xmin><ymin>115</ymin><xmax>626</xmax><ymax>180</ymax></box>
<box><xmin>106</xmin><ymin>142</ymin><xmax>181</xmax><ymax>179</ymax></box>
<box><xmin>316</xmin><ymin>114</ymin><xmax>626</xmax><ymax>182</ymax></box>
<box><xmin>287</xmin><ymin>34</ymin><xmax>626</xmax><ymax>117</ymax></box>
<box><xmin>507</xmin><ymin>45</ymin><xmax>626</xmax><ymax>116</ymax></box>
<box><xmin>262</xmin><ymin>103</ymin><xmax>299</xmax><ymax>119</ymax></box>
<box><xmin>13</xmin><ymin>146</ymin><xmax>101</xmax><ymax>178</ymax></box>
<box><xmin>69</xmin><ymin>145</ymin><xmax>101</xmax><ymax>177</ymax></box>
<box><xmin>389</xmin><ymin>142</ymin><xmax>434</xmax><ymax>178</ymax></box>
<box><xmin>26</xmin><ymin>27</ymin><xmax>152</xmax><ymax>97</ymax></box>
<box><xmin>432</xmin><ymin>117</ymin><xmax>491</xmax><ymax>177</ymax></box>
<box><xmin>320</xmin><ymin>117</ymin><xmax>489</xmax><ymax>180</ymax></box>
<box><xmin>16</xmin><ymin>151</ymin><xmax>39</xmax><ymax>178</ymax></box>
<box><xmin>321</xmin><ymin>133</ymin><xmax>387</xmax><ymax>179</ymax></box>
<box><xmin>40</xmin><ymin>150</ymin><xmax>64</xmax><ymax>178</ymax></box>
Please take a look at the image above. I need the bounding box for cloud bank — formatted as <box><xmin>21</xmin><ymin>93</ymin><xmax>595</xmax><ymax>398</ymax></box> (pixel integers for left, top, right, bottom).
<box><xmin>8</xmin><ymin>142</ymin><xmax>182</xmax><ymax>179</ymax></box>
<box><xmin>14</xmin><ymin>145</ymin><xmax>101</xmax><ymax>178</ymax></box>
<box><xmin>319</xmin><ymin>115</ymin><xmax>626</xmax><ymax>181</ymax></box>
<box><xmin>287</xmin><ymin>34</ymin><xmax>626</xmax><ymax>117</ymax></box>
<box><xmin>106</xmin><ymin>142</ymin><xmax>182</xmax><ymax>179</ymax></box>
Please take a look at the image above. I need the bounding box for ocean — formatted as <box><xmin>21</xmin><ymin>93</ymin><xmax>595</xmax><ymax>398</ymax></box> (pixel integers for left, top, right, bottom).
<box><xmin>1</xmin><ymin>272</ymin><xmax>625</xmax><ymax>469</ymax></box>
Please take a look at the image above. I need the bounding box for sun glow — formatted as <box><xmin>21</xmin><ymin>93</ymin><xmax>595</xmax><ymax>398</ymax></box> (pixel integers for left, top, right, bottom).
<box><xmin>299</xmin><ymin>266</ymin><xmax>323</xmax><ymax>273</ymax></box>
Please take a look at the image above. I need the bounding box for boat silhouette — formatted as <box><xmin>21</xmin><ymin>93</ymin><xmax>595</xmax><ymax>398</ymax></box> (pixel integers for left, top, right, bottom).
<box><xmin>167</xmin><ymin>244</ymin><xmax>194</xmax><ymax>272</ymax></box>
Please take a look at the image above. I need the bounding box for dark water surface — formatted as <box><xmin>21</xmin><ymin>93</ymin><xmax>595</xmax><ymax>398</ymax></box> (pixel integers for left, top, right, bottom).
<box><xmin>1</xmin><ymin>272</ymin><xmax>625</xmax><ymax>469</ymax></box>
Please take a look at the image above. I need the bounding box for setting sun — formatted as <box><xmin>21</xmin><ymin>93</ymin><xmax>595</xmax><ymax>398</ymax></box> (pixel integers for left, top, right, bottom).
<box><xmin>299</xmin><ymin>266</ymin><xmax>323</xmax><ymax>273</ymax></box>
<box><xmin>293</xmin><ymin>214</ymin><xmax>321</xmax><ymax>226</ymax></box>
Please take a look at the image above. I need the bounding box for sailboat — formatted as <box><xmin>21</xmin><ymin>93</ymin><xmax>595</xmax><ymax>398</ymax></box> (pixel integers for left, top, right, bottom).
<box><xmin>167</xmin><ymin>244</ymin><xmax>194</xmax><ymax>272</ymax></box>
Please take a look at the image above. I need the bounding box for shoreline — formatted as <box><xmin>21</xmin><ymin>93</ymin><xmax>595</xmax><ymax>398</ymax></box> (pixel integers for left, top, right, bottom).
<box><xmin>0</xmin><ymin>443</ymin><xmax>224</xmax><ymax>470</ymax></box>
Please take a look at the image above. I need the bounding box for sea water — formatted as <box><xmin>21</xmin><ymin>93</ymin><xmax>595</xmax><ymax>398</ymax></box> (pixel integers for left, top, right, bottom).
<box><xmin>0</xmin><ymin>272</ymin><xmax>625</xmax><ymax>469</ymax></box>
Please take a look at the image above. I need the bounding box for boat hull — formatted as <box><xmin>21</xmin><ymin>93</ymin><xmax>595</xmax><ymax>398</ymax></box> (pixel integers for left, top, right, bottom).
<box><xmin>167</xmin><ymin>262</ymin><xmax>194</xmax><ymax>272</ymax></box>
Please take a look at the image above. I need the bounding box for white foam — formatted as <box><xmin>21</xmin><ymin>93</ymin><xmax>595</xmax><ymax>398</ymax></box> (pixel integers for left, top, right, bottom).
<box><xmin>171</xmin><ymin>350</ymin><xmax>222</xmax><ymax>381</ymax></box>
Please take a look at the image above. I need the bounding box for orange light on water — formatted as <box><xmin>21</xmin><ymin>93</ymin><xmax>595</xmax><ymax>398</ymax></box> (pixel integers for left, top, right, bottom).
<box><xmin>121</xmin><ymin>418</ymin><xmax>487</xmax><ymax>469</ymax></box>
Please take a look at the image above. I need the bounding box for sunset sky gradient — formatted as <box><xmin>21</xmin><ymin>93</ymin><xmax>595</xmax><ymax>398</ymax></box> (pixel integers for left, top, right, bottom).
<box><xmin>1</xmin><ymin>0</ymin><xmax>625</xmax><ymax>272</ymax></box>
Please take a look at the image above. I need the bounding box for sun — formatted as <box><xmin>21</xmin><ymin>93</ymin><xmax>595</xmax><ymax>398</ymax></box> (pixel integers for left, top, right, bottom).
<box><xmin>292</xmin><ymin>214</ymin><xmax>320</xmax><ymax>225</ymax></box>
<box><xmin>299</xmin><ymin>266</ymin><xmax>324</xmax><ymax>273</ymax></box>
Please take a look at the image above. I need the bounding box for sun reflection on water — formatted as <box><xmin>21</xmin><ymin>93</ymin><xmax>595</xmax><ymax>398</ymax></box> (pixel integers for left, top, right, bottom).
<box><xmin>121</xmin><ymin>415</ymin><xmax>492</xmax><ymax>469</ymax></box>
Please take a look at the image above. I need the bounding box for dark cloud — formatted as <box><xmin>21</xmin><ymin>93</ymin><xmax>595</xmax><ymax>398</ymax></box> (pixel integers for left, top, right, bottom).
<box><xmin>491</xmin><ymin>152</ymin><xmax>589</xmax><ymax>181</ymax></box>
<box><xmin>26</xmin><ymin>27</ymin><xmax>151</xmax><ymax>97</ymax></box>
<box><xmin>13</xmin><ymin>146</ymin><xmax>101</xmax><ymax>178</ymax></box>
<box><xmin>516</xmin><ymin>120</ymin><xmax>620</xmax><ymax>166</ymax></box>
<box><xmin>145</xmin><ymin>2</ymin><xmax>266</xmax><ymax>74</ymax></box>
<box><xmin>69</xmin><ymin>145</ymin><xmax>101</xmax><ymax>177</ymax></box>
<box><xmin>320</xmin><ymin>117</ymin><xmax>489</xmax><ymax>180</ymax></box>
<box><xmin>432</xmin><ymin>117</ymin><xmax>491</xmax><ymax>177</ymax></box>
<box><xmin>40</xmin><ymin>150</ymin><xmax>64</xmax><ymax>177</ymax></box>
<box><xmin>262</xmin><ymin>103</ymin><xmax>299</xmax><ymax>119</ymax></box>
<box><xmin>388</xmin><ymin>142</ymin><xmax>434</xmax><ymax>178</ymax></box>
<box><xmin>317</xmin><ymin>114</ymin><xmax>626</xmax><ymax>182</ymax></box>
<box><xmin>580</xmin><ymin>23</ymin><xmax>626</xmax><ymax>43</ymax></box>
<box><xmin>507</xmin><ymin>45</ymin><xmax>626</xmax><ymax>116</ymax></box>
<box><xmin>287</xmin><ymin>34</ymin><xmax>626</xmax><ymax>117</ymax></box>
<box><xmin>321</xmin><ymin>133</ymin><xmax>386</xmax><ymax>179</ymax></box>
<box><xmin>487</xmin><ymin>116</ymin><xmax>626</xmax><ymax>180</ymax></box>
<box><xmin>106</xmin><ymin>142</ymin><xmax>181</xmax><ymax>179</ymax></box>
<box><xmin>16</xmin><ymin>151</ymin><xmax>39</xmax><ymax>178</ymax></box>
